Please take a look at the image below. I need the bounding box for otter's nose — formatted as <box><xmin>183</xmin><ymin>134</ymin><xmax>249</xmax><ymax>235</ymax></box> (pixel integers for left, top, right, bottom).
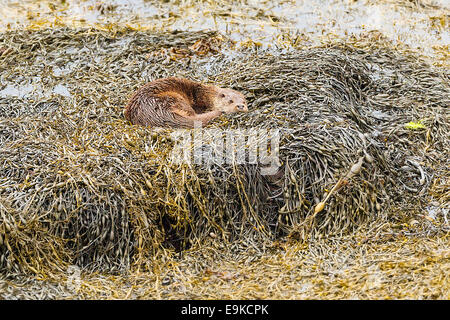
<box><xmin>237</xmin><ymin>105</ymin><xmax>248</xmax><ymax>111</ymax></box>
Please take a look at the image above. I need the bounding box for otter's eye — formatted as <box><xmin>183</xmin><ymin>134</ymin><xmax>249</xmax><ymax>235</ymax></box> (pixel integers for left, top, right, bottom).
<box><xmin>229</xmin><ymin>99</ymin><xmax>233</xmax><ymax>104</ymax></box>
<box><xmin>220</xmin><ymin>93</ymin><xmax>225</xmax><ymax>98</ymax></box>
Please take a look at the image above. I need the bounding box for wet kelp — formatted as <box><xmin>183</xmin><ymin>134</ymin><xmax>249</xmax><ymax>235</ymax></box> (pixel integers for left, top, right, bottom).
<box><xmin>0</xmin><ymin>28</ymin><xmax>448</xmax><ymax>275</ymax></box>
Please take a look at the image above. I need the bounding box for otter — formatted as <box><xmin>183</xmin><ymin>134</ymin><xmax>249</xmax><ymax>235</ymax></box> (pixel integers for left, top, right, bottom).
<box><xmin>124</xmin><ymin>77</ymin><xmax>248</xmax><ymax>128</ymax></box>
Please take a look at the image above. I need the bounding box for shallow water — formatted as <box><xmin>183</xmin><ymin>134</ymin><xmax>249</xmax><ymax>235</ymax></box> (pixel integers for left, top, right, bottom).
<box><xmin>0</xmin><ymin>83</ymin><xmax>34</xmax><ymax>98</ymax></box>
<box><xmin>0</xmin><ymin>78</ymin><xmax>72</xmax><ymax>99</ymax></box>
<box><xmin>0</xmin><ymin>0</ymin><xmax>448</xmax><ymax>62</ymax></box>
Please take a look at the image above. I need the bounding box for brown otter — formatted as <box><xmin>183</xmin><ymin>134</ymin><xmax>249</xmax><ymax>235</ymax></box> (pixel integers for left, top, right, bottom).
<box><xmin>124</xmin><ymin>77</ymin><xmax>248</xmax><ymax>128</ymax></box>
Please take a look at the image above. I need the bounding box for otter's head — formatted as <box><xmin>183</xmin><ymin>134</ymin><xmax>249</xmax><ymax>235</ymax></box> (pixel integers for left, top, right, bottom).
<box><xmin>213</xmin><ymin>87</ymin><xmax>248</xmax><ymax>114</ymax></box>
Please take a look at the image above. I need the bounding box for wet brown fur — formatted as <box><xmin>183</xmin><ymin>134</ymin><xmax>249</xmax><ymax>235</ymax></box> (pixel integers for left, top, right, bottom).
<box><xmin>124</xmin><ymin>77</ymin><xmax>247</xmax><ymax>128</ymax></box>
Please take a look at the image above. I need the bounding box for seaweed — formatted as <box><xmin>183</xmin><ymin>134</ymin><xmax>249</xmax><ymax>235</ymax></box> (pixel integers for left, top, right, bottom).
<box><xmin>0</xmin><ymin>26</ymin><xmax>448</xmax><ymax>298</ymax></box>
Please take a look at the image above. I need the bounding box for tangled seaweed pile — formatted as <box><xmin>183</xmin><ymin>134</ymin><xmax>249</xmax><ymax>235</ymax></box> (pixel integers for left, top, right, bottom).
<box><xmin>0</xmin><ymin>28</ymin><xmax>448</xmax><ymax>277</ymax></box>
